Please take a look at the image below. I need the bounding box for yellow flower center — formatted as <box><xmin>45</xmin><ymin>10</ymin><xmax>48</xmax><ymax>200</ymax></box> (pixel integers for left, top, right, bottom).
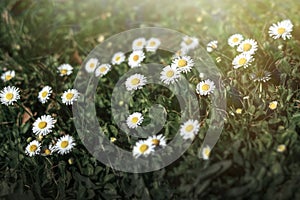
<box><xmin>235</xmin><ymin>108</ymin><xmax>242</xmax><ymax>114</ymax></box>
<box><xmin>149</xmin><ymin>41</ymin><xmax>156</xmax><ymax>46</ymax></box>
<box><xmin>115</xmin><ymin>56</ymin><xmax>120</xmax><ymax>61</ymax></box>
<box><xmin>269</xmin><ymin>101</ymin><xmax>277</xmax><ymax>110</ymax></box>
<box><xmin>232</xmin><ymin>37</ymin><xmax>239</xmax><ymax>43</ymax></box>
<box><xmin>131</xmin><ymin>78</ymin><xmax>140</xmax><ymax>85</ymax></box>
<box><xmin>243</xmin><ymin>43</ymin><xmax>252</xmax><ymax>51</ymax></box>
<box><xmin>131</xmin><ymin>117</ymin><xmax>139</xmax><ymax>123</ymax></box>
<box><xmin>99</xmin><ymin>67</ymin><xmax>107</xmax><ymax>73</ymax></box>
<box><xmin>185</xmin><ymin>38</ymin><xmax>193</xmax><ymax>45</ymax></box>
<box><xmin>277</xmin><ymin>145</ymin><xmax>286</xmax><ymax>152</ymax></box>
<box><xmin>41</xmin><ymin>91</ymin><xmax>48</xmax><ymax>98</ymax></box>
<box><xmin>133</xmin><ymin>55</ymin><xmax>139</xmax><ymax>62</ymax></box>
<box><xmin>61</xmin><ymin>141</ymin><xmax>69</xmax><ymax>148</ymax></box>
<box><xmin>178</xmin><ymin>59</ymin><xmax>187</xmax><ymax>67</ymax></box>
<box><xmin>166</xmin><ymin>70</ymin><xmax>174</xmax><ymax>78</ymax></box>
<box><xmin>30</xmin><ymin>145</ymin><xmax>37</xmax><ymax>152</ymax></box>
<box><xmin>5</xmin><ymin>93</ymin><xmax>14</xmax><ymax>100</ymax></box>
<box><xmin>152</xmin><ymin>139</ymin><xmax>160</xmax><ymax>146</ymax></box>
<box><xmin>201</xmin><ymin>84</ymin><xmax>210</xmax><ymax>91</ymax></box>
<box><xmin>238</xmin><ymin>57</ymin><xmax>247</xmax><ymax>65</ymax></box>
<box><xmin>277</xmin><ymin>27</ymin><xmax>286</xmax><ymax>35</ymax></box>
<box><xmin>185</xmin><ymin>124</ymin><xmax>194</xmax><ymax>132</ymax></box>
<box><xmin>66</xmin><ymin>93</ymin><xmax>74</xmax><ymax>100</ymax></box>
<box><xmin>139</xmin><ymin>144</ymin><xmax>148</xmax><ymax>153</ymax></box>
<box><xmin>204</xmin><ymin>148</ymin><xmax>210</xmax><ymax>157</ymax></box>
<box><xmin>90</xmin><ymin>63</ymin><xmax>95</xmax><ymax>69</ymax></box>
<box><xmin>44</xmin><ymin>149</ymin><xmax>51</xmax><ymax>155</ymax></box>
<box><xmin>38</xmin><ymin>121</ymin><xmax>47</xmax><ymax>129</ymax></box>
<box><xmin>5</xmin><ymin>75</ymin><xmax>12</xmax><ymax>81</ymax></box>
<box><xmin>136</xmin><ymin>41</ymin><xmax>143</xmax><ymax>46</ymax></box>
<box><xmin>60</xmin><ymin>69</ymin><xmax>68</xmax><ymax>75</ymax></box>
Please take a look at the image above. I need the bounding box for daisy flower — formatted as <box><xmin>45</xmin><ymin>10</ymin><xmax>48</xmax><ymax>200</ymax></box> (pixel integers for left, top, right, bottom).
<box><xmin>196</xmin><ymin>79</ymin><xmax>215</xmax><ymax>96</ymax></box>
<box><xmin>235</xmin><ymin>108</ymin><xmax>243</xmax><ymax>114</ymax></box>
<box><xmin>180</xmin><ymin>36</ymin><xmax>199</xmax><ymax>51</ymax></box>
<box><xmin>206</xmin><ymin>40</ymin><xmax>218</xmax><ymax>52</ymax></box>
<box><xmin>133</xmin><ymin>140</ymin><xmax>155</xmax><ymax>158</ymax></box>
<box><xmin>0</xmin><ymin>86</ymin><xmax>20</xmax><ymax>106</ymax></box>
<box><xmin>95</xmin><ymin>64</ymin><xmax>111</xmax><ymax>77</ymax></box>
<box><xmin>171</xmin><ymin>56</ymin><xmax>194</xmax><ymax>73</ymax></box>
<box><xmin>228</xmin><ymin>34</ymin><xmax>244</xmax><ymax>47</ymax></box>
<box><xmin>32</xmin><ymin>115</ymin><xmax>55</xmax><ymax>136</ymax></box>
<box><xmin>25</xmin><ymin>140</ymin><xmax>41</xmax><ymax>157</ymax></box>
<box><xmin>232</xmin><ymin>52</ymin><xmax>254</xmax><ymax>69</ymax></box>
<box><xmin>1</xmin><ymin>70</ymin><xmax>15</xmax><ymax>82</ymax></box>
<box><xmin>202</xmin><ymin>145</ymin><xmax>211</xmax><ymax>160</ymax></box>
<box><xmin>58</xmin><ymin>64</ymin><xmax>73</xmax><ymax>76</ymax></box>
<box><xmin>237</xmin><ymin>39</ymin><xmax>258</xmax><ymax>54</ymax></box>
<box><xmin>111</xmin><ymin>52</ymin><xmax>125</xmax><ymax>65</ymax></box>
<box><xmin>125</xmin><ymin>73</ymin><xmax>147</xmax><ymax>91</ymax></box>
<box><xmin>145</xmin><ymin>37</ymin><xmax>161</xmax><ymax>52</ymax></box>
<box><xmin>42</xmin><ymin>144</ymin><xmax>56</xmax><ymax>156</ymax></box>
<box><xmin>180</xmin><ymin>119</ymin><xmax>200</xmax><ymax>140</ymax></box>
<box><xmin>147</xmin><ymin>134</ymin><xmax>167</xmax><ymax>148</ymax></box>
<box><xmin>128</xmin><ymin>50</ymin><xmax>145</xmax><ymax>68</ymax></box>
<box><xmin>160</xmin><ymin>65</ymin><xmax>180</xmax><ymax>85</ymax></box>
<box><xmin>269</xmin><ymin>101</ymin><xmax>278</xmax><ymax>110</ymax></box>
<box><xmin>277</xmin><ymin>144</ymin><xmax>286</xmax><ymax>153</ymax></box>
<box><xmin>132</xmin><ymin>37</ymin><xmax>146</xmax><ymax>50</ymax></box>
<box><xmin>61</xmin><ymin>89</ymin><xmax>79</xmax><ymax>105</ymax></box>
<box><xmin>126</xmin><ymin>112</ymin><xmax>144</xmax><ymax>129</ymax></box>
<box><xmin>85</xmin><ymin>58</ymin><xmax>99</xmax><ymax>73</ymax></box>
<box><xmin>38</xmin><ymin>86</ymin><xmax>52</xmax><ymax>104</ymax></box>
<box><xmin>249</xmin><ymin>70</ymin><xmax>271</xmax><ymax>82</ymax></box>
<box><xmin>269</xmin><ymin>19</ymin><xmax>293</xmax><ymax>40</ymax></box>
<box><xmin>55</xmin><ymin>135</ymin><xmax>76</xmax><ymax>155</ymax></box>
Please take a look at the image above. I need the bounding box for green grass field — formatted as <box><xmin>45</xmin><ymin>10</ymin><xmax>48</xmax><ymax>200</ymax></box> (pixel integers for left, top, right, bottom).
<box><xmin>1</xmin><ymin>0</ymin><xmax>300</xmax><ymax>199</ymax></box>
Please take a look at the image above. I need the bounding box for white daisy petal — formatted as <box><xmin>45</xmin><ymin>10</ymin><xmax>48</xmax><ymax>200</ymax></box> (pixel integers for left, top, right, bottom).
<box><xmin>95</xmin><ymin>64</ymin><xmax>111</xmax><ymax>77</ymax></box>
<box><xmin>202</xmin><ymin>145</ymin><xmax>211</xmax><ymax>160</ymax></box>
<box><xmin>85</xmin><ymin>58</ymin><xmax>99</xmax><ymax>73</ymax></box>
<box><xmin>196</xmin><ymin>79</ymin><xmax>215</xmax><ymax>96</ymax></box>
<box><xmin>232</xmin><ymin>52</ymin><xmax>254</xmax><ymax>69</ymax></box>
<box><xmin>171</xmin><ymin>56</ymin><xmax>194</xmax><ymax>73</ymax></box>
<box><xmin>58</xmin><ymin>64</ymin><xmax>73</xmax><ymax>76</ymax></box>
<box><xmin>61</xmin><ymin>89</ymin><xmax>79</xmax><ymax>105</ymax></box>
<box><xmin>0</xmin><ymin>86</ymin><xmax>20</xmax><ymax>106</ymax></box>
<box><xmin>128</xmin><ymin>50</ymin><xmax>145</xmax><ymax>68</ymax></box>
<box><xmin>160</xmin><ymin>65</ymin><xmax>180</xmax><ymax>85</ymax></box>
<box><xmin>206</xmin><ymin>40</ymin><xmax>218</xmax><ymax>52</ymax></box>
<box><xmin>133</xmin><ymin>140</ymin><xmax>155</xmax><ymax>158</ymax></box>
<box><xmin>125</xmin><ymin>74</ymin><xmax>147</xmax><ymax>91</ymax></box>
<box><xmin>132</xmin><ymin>37</ymin><xmax>147</xmax><ymax>50</ymax></box>
<box><xmin>180</xmin><ymin>36</ymin><xmax>199</xmax><ymax>51</ymax></box>
<box><xmin>126</xmin><ymin>112</ymin><xmax>144</xmax><ymax>129</ymax></box>
<box><xmin>111</xmin><ymin>52</ymin><xmax>125</xmax><ymax>65</ymax></box>
<box><xmin>1</xmin><ymin>70</ymin><xmax>15</xmax><ymax>82</ymax></box>
<box><xmin>146</xmin><ymin>134</ymin><xmax>167</xmax><ymax>148</ymax></box>
<box><xmin>146</xmin><ymin>37</ymin><xmax>161</xmax><ymax>52</ymax></box>
<box><xmin>38</xmin><ymin>86</ymin><xmax>52</xmax><ymax>104</ymax></box>
<box><xmin>228</xmin><ymin>34</ymin><xmax>244</xmax><ymax>47</ymax></box>
<box><xmin>55</xmin><ymin>135</ymin><xmax>76</xmax><ymax>155</ymax></box>
<box><xmin>237</xmin><ymin>39</ymin><xmax>258</xmax><ymax>55</ymax></box>
<box><xmin>32</xmin><ymin>115</ymin><xmax>55</xmax><ymax>136</ymax></box>
<box><xmin>25</xmin><ymin>140</ymin><xmax>41</xmax><ymax>157</ymax></box>
<box><xmin>269</xmin><ymin>19</ymin><xmax>293</xmax><ymax>40</ymax></box>
<box><xmin>180</xmin><ymin>119</ymin><xmax>200</xmax><ymax>140</ymax></box>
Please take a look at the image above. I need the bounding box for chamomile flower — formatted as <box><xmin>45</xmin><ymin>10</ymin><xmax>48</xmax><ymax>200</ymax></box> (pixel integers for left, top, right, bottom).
<box><xmin>85</xmin><ymin>58</ymin><xmax>99</xmax><ymax>73</ymax></box>
<box><xmin>32</xmin><ymin>115</ymin><xmax>55</xmax><ymax>136</ymax></box>
<box><xmin>58</xmin><ymin>64</ymin><xmax>73</xmax><ymax>76</ymax></box>
<box><xmin>25</xmin><ymin>140</ymin><xmax>41</xmax><ymax>157</ymax></box>
<box><xmin>249</xmin><ymin>70</ymin><xmax>271</xmax><ymax>82</ymax></box>
<box><xmin>132</xmin><ymin>37</ymin><xmax>146</xmax><ymax>50</ymax></box>
<box><xmin>147</xmin><ymin>134</ymin><xmax>167</xmax><ymax>148</ymax></box>
<box><xmin>133</xmin><ymin>140</ymin><xmax>155</xmax><ymax>158</ymax></box>
<box><xmin>160</xmin><ymin>65</ymin><xmax>180</xmax><ymax>85</ymax></box>
<box><xmin>196</xmin><ymin>79</ymin><xmax>215</xmax><ymax>96</ymax></box>
<box><xmin>126</xmin><ymin>112</ymin><xmax>144</xmax><ymax>129</ymax></box>
<box><xmin>128</xmin><ymin>50</ymin><xmax>145</xmax><ymax>68</ymax></box>
<box><xmin>111</xmin><ymin>52</ymin><xmax>125</xmax><ymax>65</ymax></box>
<box><xmin>269</xmin><ymin>19</ymin><xmax>293</xmax><ymax>40</ymax></box>
<box><xmin>180</xmin><ymin>36</ymin><xmax>199</xmax><ymax>51</ymax></box>
<box><xmin>277</xmin><ymin>144</ymin><xmax>286</xmax><ymax>153</ymax></box>
<box><xmin>95</xmin><ymin>64</ymin><xmax>111</xmax><ymax>77</ymax></box>
<box><xmin>125</xmin><ymin>73</ymin><xmax>147</xmax><ymax>91</ymax></box>
<box><xmin>38</xmin><ymin>86</ymin><xmax>52</xmax><ymax>104</ymax></box>
<box><xmin>55</xmin><ymin>135</ymin><xmax>76</xmax><ymax>155</ymax></box>
<box><xmin>146</xmin><ymin>37</ymin><xmax>161</xmax><ymax>52</ymax></box>
<box><xmin>0</xmin><ymin>86</ymin><xmax>20</xmax><ymax>106</ymax></box>
<box><xmin>228</xmin><ymin>34</ymin><xmax>244</xmax><ymax>47</ymax></box>
<box><xmin>237</xmin><ymin>39</ymin><xmax>258</xmax><ymax>54</ymax></box>
<box><xmin>202</xmin><ymin>145</ymin><xmax>211</xmax><ymax>160</ymax></box>
<box><xmin>1</xmin><ymin>70</ymin><xmax>15</xmax><ymax>82</ymax></box>
<box><xmin>180</xmin><ymin>119</ymin><xmax>200</xmax><ymax>140</ymax></box>
<box><xmin>235</xmin><ymin>108</ymin><xmax>243</xmax><ymax>114</ymax></box>
<box><xmin>172</xmin><ymin>56</ymin><xmax>194</xmax><ymax>73</ymax></box>
<box><xmin>232</xmin><ymin>53</ymin><xmax>254</xmax><ymax>69</ymax></box>
<box><xmin>269</xmin><ymin>101</ymin><xmax>278</xmax><ymax>110</ymax></box>
<box><xmin>61</xmin><ymin>89</ymin><xmax>79</xmax><ymax>105</ymax></box>
<box><xmin>42</xmin><ymin>144</ymin><xmax>56</xmax><ymax>156</ymax></box>
<box><xmin>206</xmin><ymin>40</ymin><xmax>218</xmax><ymax>52</ymax></box>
